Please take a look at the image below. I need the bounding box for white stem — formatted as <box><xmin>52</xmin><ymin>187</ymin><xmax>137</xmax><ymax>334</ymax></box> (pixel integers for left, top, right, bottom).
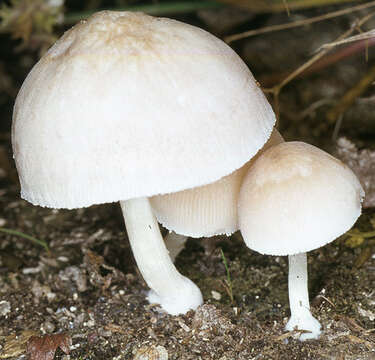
<box><xmin>164</xmin><ymin>232</ymin><xmax>188</xmax><ymax>262</ymax></box>
<box><xmin>120</xmin><ymin>197</ymin><xmax>202</xmax><ymax>315</ymax></box>
<box><xmin>288</xmin><ymin>253</ymin><xmax>310</xmax><ymax>317</ymax></box>
<box><xmin>285</xmin><ymin>252</ymin><xmax>321</xmax><ymax>340</ymax></box>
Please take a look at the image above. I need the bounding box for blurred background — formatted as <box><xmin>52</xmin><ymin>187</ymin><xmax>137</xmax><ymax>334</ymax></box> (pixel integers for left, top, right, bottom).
<box><xmin>1</xmin><ymin>0</ymin><xmax>375</xmax><ymax>141</ymax></box>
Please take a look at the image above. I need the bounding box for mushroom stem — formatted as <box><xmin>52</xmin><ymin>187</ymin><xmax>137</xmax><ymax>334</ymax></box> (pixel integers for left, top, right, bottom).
<box><xmin>285</xmin><ymin>252</ymin><xmax>322</xmax><ymax>340</ymax></box>
<box><xmin>120</xmin><ymin>197</ymin><xmax>203</xmax><ymax>315</ymax></box>
<box><xmin>164</xmin><ymin>232</ymin><xmax>188</xmax><ymax>262</ymax></box>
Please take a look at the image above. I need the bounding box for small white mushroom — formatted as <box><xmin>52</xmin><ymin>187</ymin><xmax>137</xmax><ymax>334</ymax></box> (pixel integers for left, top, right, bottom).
<box><xmin>12</xmin><ymin>11</ymin><xmax>276</xmax><ymax>315</ymax></box>
<box><xmin>238</xmin><ymin>141</ymin><xmax>364</xmax><ymax>340</ymax></box>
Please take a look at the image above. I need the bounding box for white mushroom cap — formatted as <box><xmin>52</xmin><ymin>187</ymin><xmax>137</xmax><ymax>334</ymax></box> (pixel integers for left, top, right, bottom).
<box><xmin>238</xmin><ymin>141</ymin><xmax>364</xmax><ymax>255</ymax></box>
<box><xmin>150</xmin><ymin>128</ymin><xmax>283</xmax><ymax>237</ymax></box>
<box><xmin>12</xmin><ymin>11</ymin><xmax>275</xmax><ymax>209</ymax></box>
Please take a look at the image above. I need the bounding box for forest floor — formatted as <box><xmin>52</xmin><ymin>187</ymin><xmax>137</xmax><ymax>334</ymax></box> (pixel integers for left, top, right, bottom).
<box><xmin>0</xmin><ymin>179</ymin><xmax>374</xmax><ymax>360</ymax></box>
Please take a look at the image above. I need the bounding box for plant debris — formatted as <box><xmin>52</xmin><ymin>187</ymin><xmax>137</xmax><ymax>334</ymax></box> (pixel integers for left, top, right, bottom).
<box><xmin>0</xmin><ymin>330</ymin><xmax>38</xmax><ymax>359</ymax></box>
<box><xmin>132</xmin><ymin>345</ymin><xmax>168</xmax><ymax>360</ymax></box>
<box><xmin>26</xmin><ymin>333</ymin><xmax>72</xmax><ymax>360</ymax></box>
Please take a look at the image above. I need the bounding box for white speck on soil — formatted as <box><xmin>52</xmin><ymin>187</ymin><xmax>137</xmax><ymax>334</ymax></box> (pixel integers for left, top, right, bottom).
<box><xmin>133</xmin><ymin>345</ymin><xmax>168</xmax><ymax>360</ymax></box>
<box><xmin>211</xmin><ymin>290</ymin><xmax>222</xmax><ymax>300</ymax></box>
<box><xmin>0</xmin><ymin>300</ymin><xmax>10</xmax><ymax>316</ymax></box>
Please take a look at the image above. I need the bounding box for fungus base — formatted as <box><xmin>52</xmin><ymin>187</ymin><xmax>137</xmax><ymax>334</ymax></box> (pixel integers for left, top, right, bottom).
<box><xmin>120</xmin><ymin>197</ymin><xmax>203</xmax><ymax>315</ymax></box>
<box><xmin>285</xmin><ymin>252</ymin><xmax>322</xmax><ymax>340</ymax></box>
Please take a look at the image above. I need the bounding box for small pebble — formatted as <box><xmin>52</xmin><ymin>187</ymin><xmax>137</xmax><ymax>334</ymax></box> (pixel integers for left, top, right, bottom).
<box><xmin>178</xmin><ymin>320</ymin><xmax>190</xmax><ymax>332</ymax></box>
<box><xmin>23</xmin><ymin>265</ymin><xmax>43</xmax><ymax>274</ymax></box>
<box><xmin>0</xmin><ymin>301</ymin><xmax>11</xmax><ymax>316</ymax></box>
<box><xmin>41</xmin><ymin>320</ymin><xmax>55</xmax><ymax>333</ymax></box>
<box><xmin>133</xmin><ymin>345</ymin><xmax>168</xmax><ymax>360</ymax></box>
<box><xmin>57</xmin><ymin>256</ymin><xmax>69</xmax><ymax>262</ymax></box>
<box><xmin>211</xmin><ymin>290</ymin><xmax>221</xmax><ymax>301</ymax></box>
<box><xmin>84</xmin><ymin>319</ymin><xmax>95</xmax><ymax>327</ymax></box>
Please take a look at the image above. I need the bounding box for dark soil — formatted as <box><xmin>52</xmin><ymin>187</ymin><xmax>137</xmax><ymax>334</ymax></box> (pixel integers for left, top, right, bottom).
<box><xmin>1</xmin><ymin>3</ymin><xmax>375</xmax><ymax>360</ymax></box>
<box><xmin>0</xmin><ymin>180</ymin><xmax>374</xmax><ymax>359</ymax></box>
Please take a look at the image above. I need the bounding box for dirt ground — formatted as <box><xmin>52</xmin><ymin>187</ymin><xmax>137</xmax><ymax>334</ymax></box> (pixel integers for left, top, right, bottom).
<box><xmin>0</xmin><ymin>3</ymin><xmax>375</xmax><ymax>360</ymax></box>
<box><xmin>0</xmin><ymin>175</ymin><xmax>374</xmax><ymax>360</ymax></box>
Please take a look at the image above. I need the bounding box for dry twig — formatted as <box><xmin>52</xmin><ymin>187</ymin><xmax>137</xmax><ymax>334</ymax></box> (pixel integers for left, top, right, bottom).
<box><xmin>317</xmin><ymin>29</ymin><xmax>375</xmax><ymax>51</ymax></box>
<box><xmin>225</xmin><ymin>1</ymin><xmax>375</xmax><ymax>43</ymax></box>
<box><xmin>262</xmin><ymin>12</ymin><xmax>375</xmax><ymax>119</ymax></box>
<box><xmin>220</xmin><ymin>0</ymin><xmax>357</xmax><ymax>14</ymax></box>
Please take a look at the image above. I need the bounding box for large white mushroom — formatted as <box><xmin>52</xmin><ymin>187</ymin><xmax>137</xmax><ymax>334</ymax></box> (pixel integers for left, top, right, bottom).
<box><xmin>238</xmin><ymin>142</ymin><xmax>364</xmax><ymax>340</ymax></box>
<box><xmin>12</xmin><ymin>11</ymin><xmax>276</xmax><ymax>315</ymax></box>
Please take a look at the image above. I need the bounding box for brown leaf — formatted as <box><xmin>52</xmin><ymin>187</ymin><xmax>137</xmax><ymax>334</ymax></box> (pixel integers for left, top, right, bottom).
<box><xmin>26</xmin><ymin>333</ymin><xmax>72</xmax><ymax>360</ymax></box>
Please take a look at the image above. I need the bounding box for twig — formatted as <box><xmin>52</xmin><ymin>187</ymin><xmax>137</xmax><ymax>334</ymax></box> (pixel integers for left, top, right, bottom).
<box><xmin>283</xmin><ymin>0</ymin><xmax>290</xmax><ymax>16</ymax></box>
<box><xmin>347</xmin><ymin>230</ymin><xmax>375</xmax><ymax>239</ymax></box>
<box><xmin>316</xmin><ymin>294</ymin><xmax>336</xmax><ymax>308</ymax></box>
<box><xmin>0</xmin><ymin>227</ymin><xmax>49</xmax><ymax>251</ymax></box>
<box><xmin>63</xmin><ymin>1</ymin><xmax>223</xmax><ymax>24</ymax></box>
<box><xmin>331</xmin><ymin>114</ymin><xmax>343</xmax><ymax>141</ymax></box>
<box><xmin>326</xmin><ymin>63</ymin><xmax>375</xmax><ymax>124</ymax></box>
<box><xmin>264</xmin><ymin>28</ymin><xmax>348</xmax><ymax>116</ymax></box>
<box><xmin>263</xmin><ymin>12</ymin><xmax>375</xmax><ymax>119</ymax></box>
<box><xmin>355</xmin><ymin>24</ymin><xmax>370</xmax><ymax>62</ymax></box>
<box><xmin>220</xmin><ymin>0</ymin><xmax>359</xmax><ymax>13</ymax></box>
<box><xmin>225</xmin><ymin>0</ymin><xmax>375</xmax><ymax>43</ymax></box>
<box><xmin>317</xmin><ymin>29</ymin><xmax>375</xmax><ymax>51</ymax></box>
<box><xmin>298</xmin><ymin>98</ymin><xmax>335</xmax><ymax>119</ymax></box>
<box><xmin>259</xmin><ymin>37</ymin><xmax>375</xmax><ymax>87</ymax></box>
<box><xmin>274</xmin><ymin>328</ymin><xmax>312</xmax><ymax>341</ymax></box>
<box><xmin>305</xmin><ymin>37</ymin><xmax>375</xmax><ymax>76</ymax></box>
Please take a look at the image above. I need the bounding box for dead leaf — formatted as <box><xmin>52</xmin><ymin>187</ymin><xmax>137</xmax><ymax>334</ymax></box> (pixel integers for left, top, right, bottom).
<box><xmin>83</xmin><ymin>249</ymin><xmax>124</xmax><ymax>291</ymax></box>
<box><xmin>0</xmin><ymin>330</ymin><xmax>38</xmax><ymax>358</ymax></box>
<box><xmin>26</xmin><ymin>333</ymin><xmax>72</xmax><ymax>360</ymax></box>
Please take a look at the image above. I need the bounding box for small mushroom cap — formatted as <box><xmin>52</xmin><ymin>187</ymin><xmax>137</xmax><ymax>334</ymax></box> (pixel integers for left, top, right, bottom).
<box><xmin>12</xmin><ymin>11</ymin><xmax>275</xmax><ymax>209</ymax></box>
<box><xmin>238</xmin><ymin>141</ymin><xmax>364</xmax><ymax>256</ymax></box>
<box><xmin>151</xmin><ymin>129</ymin><xmax>283</xmax><ymax>237</ymax></box>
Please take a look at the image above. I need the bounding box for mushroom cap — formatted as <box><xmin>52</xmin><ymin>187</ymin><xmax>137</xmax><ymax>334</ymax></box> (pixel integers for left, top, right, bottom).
<box><xmin>150</xmin><ymin>128</ymin><xmax>283</xmax><ymax>237</ymax></box>
<box><xmin>238</xmin><ymin>142</ymin><xmax>364</xmax><ymax>256</ymax></box>
<box><xmin>12</xmin><ymin>11</ymin><xmax>275</xmax><ymax>209</ymax></box>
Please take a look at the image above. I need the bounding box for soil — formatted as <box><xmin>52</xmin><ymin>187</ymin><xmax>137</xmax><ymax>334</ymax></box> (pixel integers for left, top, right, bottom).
<box><xmin>0</xmin><ymin>3</ymin><xmax>375</xmax><ymax>360</ymax></box>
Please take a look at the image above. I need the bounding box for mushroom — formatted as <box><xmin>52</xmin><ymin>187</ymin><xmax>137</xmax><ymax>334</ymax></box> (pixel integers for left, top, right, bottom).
<box><xmin>238</xmin><ymin>141</ymin><xmax>364</xmax><ymax>340</ymax></box>
<box><xmin>12</xmin><ymin>11</ymin><xmax>276</xmax><ymax>315</ymax></box>
<box><xmin>151</xmin><ymin>129</ymin><xmax>283</xmax><ymax>244</ymax></box>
